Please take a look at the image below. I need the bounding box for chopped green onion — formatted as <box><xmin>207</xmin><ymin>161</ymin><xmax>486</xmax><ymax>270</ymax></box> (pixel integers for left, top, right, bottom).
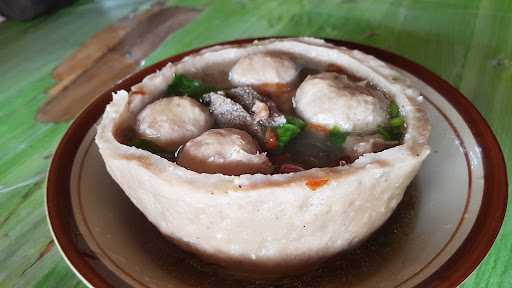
<box><xmin>378</xmin><ymin>102</ymin><xmax>405</xmax><ymax>141</ymax></box>
<box><xmin>276</xmin><ymin>124</ymin><xmax>301</xmax><ymax>149</ymax></box>
<box><xmin>285</xmin><ymin>116</ymin><xmax>306</xmax><ymax>129</ymax></box>
<box><xmin>377</xmin><ymin>126</ymin><xmax>403</xmax><ymax>141</ymax></box>
<box><xmin>274</xmin><ymin>117</ymin><xmax>306</xmax><ymax>149</ymax></box>
<box><xmin>328</xmin><ymin>126</ymin><xmax>347</xmax><ymax>147</ymax></box>
<box><xmin>167</xmin><ymin>74</ymin><xmax>215</xmax><ymax>100</ymax></box>
<box><xmin>130</xmin><ymin>138</ymin><xmax>162</xmax><ymax>153</ymax></box>
<box><xmin>130</xmin><ymin>138</ymin><xmax>178</xmax><ymax>160</ymax></box>
<box><xmin>377</xmin><ymin>126</ymin><xmax>393</xmax><ymax>141</ymax></box>
<box><xmin>389</xmin><ymin>116</ymin><xmax>405</xmax><ymax>127</ymax></box>
<box><xmin>388</xmin><ymin>102</ymin><xmax>400</xmax><ymax>118</ymax></box>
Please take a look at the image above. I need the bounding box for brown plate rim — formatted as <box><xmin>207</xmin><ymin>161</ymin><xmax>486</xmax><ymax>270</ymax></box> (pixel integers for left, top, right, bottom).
<box><xmin>46</xmin><ymin>37</ymin><xmax>508</xmax><ymax>288</ymax></box>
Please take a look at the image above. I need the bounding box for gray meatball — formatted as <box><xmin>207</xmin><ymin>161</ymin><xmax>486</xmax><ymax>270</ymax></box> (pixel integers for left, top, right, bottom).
<box><xmin>294</xmin><ymin>72</ymin><xmax>388</xmax><ymax>133</ymax></box>
<box><xmin>177</xmin><ymin>128</ymin><xmax>273</xmax><ymax>175</ymax></box>
<box><xmin>135</xmin><ymin>97</ymin><xmax>213</xmax><ymax>151</ymax></box>
<box><xmin>229</xmin><ymin>53</ymin><xmax>300</xmax><ymax>86</ymax></box>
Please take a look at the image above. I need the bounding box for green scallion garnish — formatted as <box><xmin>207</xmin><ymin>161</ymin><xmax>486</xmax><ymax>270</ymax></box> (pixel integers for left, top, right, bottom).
<box><xmin>388</xmin><ymin>102</ymin><xmax>400</xmax><ymax>118</ymax></box>
<box><xmin>274</xmin><ymin>116</ymin><xmax>306</xmax><ymax>149</ymax></box>
<box><xmin>389</xmin><ymin>116</ymin><xmax>405</xmax><ymax>127</ymax></box>
<box><xmin>378</xmin><ymin>102</ymin><xmax>405</xmax><ymax>141</ymax></box>
<box><xmin>328</xmin><ymin>126</ymin><xmax>348</xmax><ymax>147</ymax></box>
<box><xmin>167</xmin><ymin>74</ymin><xmax>215</xmax><ymax>100</ymax></box>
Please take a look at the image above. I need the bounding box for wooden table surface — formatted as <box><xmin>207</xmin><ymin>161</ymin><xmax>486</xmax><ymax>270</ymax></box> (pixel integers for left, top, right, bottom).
<box><xmin>0</xmin><ymin>0</ymin><xmax>510</xmax><ymax>287</ymax></box>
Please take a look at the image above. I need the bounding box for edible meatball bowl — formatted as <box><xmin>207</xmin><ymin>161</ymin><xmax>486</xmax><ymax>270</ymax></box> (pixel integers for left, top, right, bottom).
<box><xmin>94</xmin><ymin>37</ymin><xmax>430</xmax><ymax>276</ymax></box>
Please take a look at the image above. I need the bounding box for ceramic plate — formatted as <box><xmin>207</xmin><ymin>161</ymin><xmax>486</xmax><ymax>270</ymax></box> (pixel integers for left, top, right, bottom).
<box><xmin>46</xmin><ymin>38</ymin><xmax>507</xmax><ymax>288</ymax></box>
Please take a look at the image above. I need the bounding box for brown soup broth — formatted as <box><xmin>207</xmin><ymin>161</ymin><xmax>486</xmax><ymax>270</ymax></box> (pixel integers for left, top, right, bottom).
<box><xmin>125</xmin><ymin>67</ymin><xmax>399</xmax><ymax>174</ymax></box>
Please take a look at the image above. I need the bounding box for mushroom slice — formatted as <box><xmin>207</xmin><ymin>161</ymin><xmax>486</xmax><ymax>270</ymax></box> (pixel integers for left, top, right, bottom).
<box><xmin>225</xmin><ymin>87</ymin><xmax>285</xmax><ymax>127</ymax></box>
<box><xmin>203</xmin><ymin>87</ymin><xmax>285</xmax><ymax>143</ymax></box>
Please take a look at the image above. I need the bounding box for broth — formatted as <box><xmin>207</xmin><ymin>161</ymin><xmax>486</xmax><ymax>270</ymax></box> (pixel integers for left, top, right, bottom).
<box><xmin>125</xmin><ymin>66</ymin><xmax>403</xmax><ymax>174</ymax></box>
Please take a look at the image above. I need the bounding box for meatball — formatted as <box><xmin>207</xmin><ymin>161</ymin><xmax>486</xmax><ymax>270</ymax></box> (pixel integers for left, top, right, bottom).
<box><xmin>294</xmin><ymin>72</ymin><xmax>388</xmax><ymax>133</ymax></box>
<box><xmin>177</xmin><ymin>128</ymin><xmax>273</xmax><ymax>176</ymax></box>
<box><xmin>229</xmin><ymin>53</ymin><xmax>300</xmax><ymax>86</ymax></box>
<box><xmin>135</xmin><ymin>97</ymin><xmax>213</xmax><ymax>151</ymax></box>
